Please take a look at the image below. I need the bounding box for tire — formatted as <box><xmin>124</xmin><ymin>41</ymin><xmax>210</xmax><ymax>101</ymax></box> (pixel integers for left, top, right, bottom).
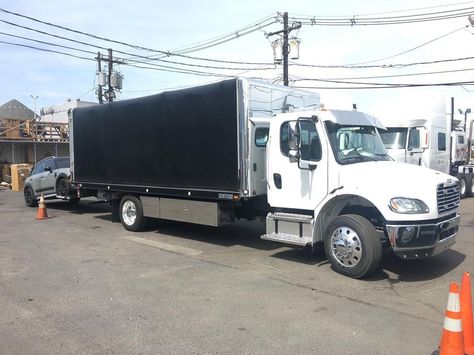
<box><xmin>56</xmin><ymin>177</ymin><xmax>69</xmax><ymax>197</ymax></box>
<box><xmin>466</xmin><ymin>173</ymin><xmax>474</xmax><ymax>198</ymax></box>
<box><xmin>324</xmin><ymin>214</ymin><xmax>382</xmax><ymax>279</ymax></box>
<box><xmin>458</xmin><ymin>175</ymin><xmax>467</xmax><ymax>199</ymax></box>
<box><xmin>24</xmin><ymin>186</ymin><xmax>38</xmax><ymax>207</ymax></box>
<box><xmin>119</xmin><ymin>195</ymin><xmax>146</xmax><ymax>232</ymax></box>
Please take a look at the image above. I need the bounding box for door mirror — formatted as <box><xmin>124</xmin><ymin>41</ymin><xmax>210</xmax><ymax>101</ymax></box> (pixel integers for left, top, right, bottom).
<box><xmin>44</xmin><ymin>166</ymin><xmax>52</xmax><ymax>173</ymax></box>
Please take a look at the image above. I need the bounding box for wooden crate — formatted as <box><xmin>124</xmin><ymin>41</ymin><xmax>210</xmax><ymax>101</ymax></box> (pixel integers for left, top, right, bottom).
<box><xmin>11</xmin><ymin>163</ymin><xmax>33</xmax><ymax>191</ymax></box>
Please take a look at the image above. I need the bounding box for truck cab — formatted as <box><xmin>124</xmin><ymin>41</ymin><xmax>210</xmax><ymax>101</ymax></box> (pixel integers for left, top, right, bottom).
<box><xmin>262</xmin><ymin>109</ymin><xmax>460</xmax><ymax>278</ymax></box>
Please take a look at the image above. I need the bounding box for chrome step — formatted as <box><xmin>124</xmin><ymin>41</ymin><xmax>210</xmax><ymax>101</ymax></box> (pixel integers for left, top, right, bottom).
<box><xmin>267</xmin><ymin>212</ymin><xmax>313</xmax><ymax>223</ymax></box>
<box><xmin>261</xmin><ymin>232</ymin><xmax>312</xmax><ymax>246</ymax></box>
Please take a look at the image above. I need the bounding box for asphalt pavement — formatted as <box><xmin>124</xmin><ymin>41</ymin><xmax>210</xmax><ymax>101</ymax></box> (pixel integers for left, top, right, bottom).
<box><xmin>0</xmin><ymin>188</ymin><xmax>473</xmax><ymax>354</ymax></box>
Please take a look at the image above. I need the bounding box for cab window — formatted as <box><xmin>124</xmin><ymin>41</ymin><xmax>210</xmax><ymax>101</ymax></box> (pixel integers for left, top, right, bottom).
<box><xmin>280</xmin><ymin>120</ymin><xmax>322</xmax><ymax>161</ymax></box>
<box><xmin>438</xmin><ymin>132</ymin><xmax>446</xmax><ymax>151</ymax></box>
<box><xmin>408</xmin><ymin>128</ymin><xmax>420</xmax><ymax>150</ymax></box>
<box><xmin>255</xmin><ymin>127</ymin><xmax>269</xmax><ymax>147</ymax></box>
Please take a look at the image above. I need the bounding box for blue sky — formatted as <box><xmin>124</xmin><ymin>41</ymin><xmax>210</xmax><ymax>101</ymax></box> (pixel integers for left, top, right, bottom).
<box><xmin>1</xmin><ymin>0</ymin><xmax>474</xmax><ymax>120</ymax></box>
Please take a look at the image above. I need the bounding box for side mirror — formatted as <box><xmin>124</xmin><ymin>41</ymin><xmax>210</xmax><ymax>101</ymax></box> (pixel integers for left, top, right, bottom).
<box><xmin>44</xmin><ymin>166</ymin><xmax>52</xmax><ymax>173</ymax></box>
<box><xmin>288</xmin><ymin>150</ymin><xmax>299</xmax><ymax>163</ymax></box>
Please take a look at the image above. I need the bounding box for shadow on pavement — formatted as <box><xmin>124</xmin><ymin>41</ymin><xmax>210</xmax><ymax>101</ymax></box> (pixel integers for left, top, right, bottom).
<box><xmin>367</xmin><ymin>249</ymin><xmax>466</xmax><ymax>282</ymax></box>
<box><xmin>147</xmin><ymin>218</ymin><xmax>284</xmax><ymax>251</ymax></box>
<box><xmin>43</xmin><ymin>200</ymin><xmax>467</xmax><ymax>278</ymax></box>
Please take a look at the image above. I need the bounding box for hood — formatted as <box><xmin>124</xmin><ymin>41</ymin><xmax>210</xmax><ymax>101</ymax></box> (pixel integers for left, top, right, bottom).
<box><xmin>338</xmin><ymin>161</ymin><xmax>457</xmax><ymax>221</ymax></box>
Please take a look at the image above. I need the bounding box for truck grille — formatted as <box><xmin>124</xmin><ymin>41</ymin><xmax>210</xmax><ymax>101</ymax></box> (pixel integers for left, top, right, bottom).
<box><xmin>437</xmin><ymin>182</ymin><xmax>460</xmax><ymax>214</ymax></box>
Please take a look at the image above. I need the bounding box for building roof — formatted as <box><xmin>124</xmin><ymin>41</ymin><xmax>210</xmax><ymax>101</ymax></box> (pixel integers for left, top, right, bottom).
<box><xmin>0</xmin><ymin>99</ymin><xmax>37</xmax><ymax>120</ymax></box>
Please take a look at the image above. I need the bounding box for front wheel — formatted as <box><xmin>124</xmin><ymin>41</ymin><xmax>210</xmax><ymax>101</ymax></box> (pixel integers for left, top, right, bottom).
<box><xmin>324</xmin><ymin>214</ymin><xmax>382</xmax><ymax>279</ymax></box>
<box><xmin>24</xmin><ymin>186</ymin><xmax>38</xmax><ymax>207</ymax></box>
<box><xmin>119</xmin><ymin>195</ymin><xmax>147</xmax><ymax>232</ymax></box>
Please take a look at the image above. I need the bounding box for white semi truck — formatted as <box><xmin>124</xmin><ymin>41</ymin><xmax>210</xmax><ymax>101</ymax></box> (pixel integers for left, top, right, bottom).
<box><xmin>378</xmin><ymin>98</ymin><xmax>474</xmax><ymax>198</ymax></box>
<box><xmin>70</xmin><ymin>78</ymin><xmax>460</xmax><ymax>278</ymax></box>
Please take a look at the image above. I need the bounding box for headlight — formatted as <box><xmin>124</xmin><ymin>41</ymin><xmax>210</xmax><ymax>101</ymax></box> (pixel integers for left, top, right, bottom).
<box><xmin>389</xmin><ymin>197</ymin><xmax>429</xmax><ymax>214</ymax></box>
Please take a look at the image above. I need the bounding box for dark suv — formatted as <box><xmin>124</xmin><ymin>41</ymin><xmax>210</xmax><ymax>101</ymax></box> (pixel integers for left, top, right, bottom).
<box><xmin>24</xmin><ymin>156</ymin><xmax>79</xmax><ymax>207</ymax></box>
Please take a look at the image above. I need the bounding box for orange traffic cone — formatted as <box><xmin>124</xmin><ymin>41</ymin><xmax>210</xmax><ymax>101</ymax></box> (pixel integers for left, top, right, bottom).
<box><xmin>440</xmin><ymin>282</ymin><xmax>464</xmax><ymax>355</ymax></box>
<box><xmin>36</xmin><ymin>194</ymin><xmax>48</xmax><ymax>220</ymax></box>
<box><xmin>461</xmin><ymin>272</ymin><xmax>474</xmax><ymax>355</ymax></box>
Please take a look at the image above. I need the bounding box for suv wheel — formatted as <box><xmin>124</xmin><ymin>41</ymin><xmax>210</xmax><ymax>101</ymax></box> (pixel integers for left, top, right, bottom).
<box><xmin>24</xmin><ymin>186</ymin><xmax>38</xmax><ymax>207</ymax></box>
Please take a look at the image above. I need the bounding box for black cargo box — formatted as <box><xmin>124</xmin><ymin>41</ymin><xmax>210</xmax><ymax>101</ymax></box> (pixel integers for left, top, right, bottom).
<box><xmin>71</xmin><ymin>79</ymin><xmax>241</xmax><ymax>199</ymax></box>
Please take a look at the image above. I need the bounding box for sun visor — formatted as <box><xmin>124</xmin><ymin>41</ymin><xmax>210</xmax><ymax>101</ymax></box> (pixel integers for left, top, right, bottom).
<box><xmin>326</xmin><ymin>110</ymin><xmax>386</xmax><ymax>129</ymax></box>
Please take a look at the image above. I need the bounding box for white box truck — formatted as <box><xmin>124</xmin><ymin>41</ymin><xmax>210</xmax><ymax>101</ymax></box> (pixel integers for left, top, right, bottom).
<box><xmin>70</xmin><ymin>78</ymin><xmax>460</xmax><ymax>278</ymax></box>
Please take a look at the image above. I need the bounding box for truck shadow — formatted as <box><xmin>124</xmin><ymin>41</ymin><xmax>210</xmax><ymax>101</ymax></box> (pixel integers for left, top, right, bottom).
<box><xmin>44</xmin><ymin>201</ymin><xmax>467</xmax><ymax>278</ymax></box>
<box><xmin>367</xmin><ymin>249</ymin><xmax>466</xmax><ymax>282</ymax></box>
<box><xmin>147</xmin><ymin>218</ymin><xmax>284</xmax><ymax>252</ymax></box>
<box><xmin>45</xmin><ymin>199</ymin><xmax>111</xmax><ymax>214</ymax></box>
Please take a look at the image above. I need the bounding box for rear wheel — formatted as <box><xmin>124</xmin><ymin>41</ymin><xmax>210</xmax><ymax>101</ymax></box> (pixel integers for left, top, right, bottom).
<box><xmin>56</xmin><ymin>178</ymin><xmax>69</xmax><ymax>197</ymax></box>
<box><xmin>119</xmin><ymin>195</ymin><xmax>147</xmax><ymax>232</ymax></box>
<box><xmin>466</xmin><ymin>173</ymin><xmax>474</xmax><ymax>198</ymax></box>
<box><xmin>324</xmin><ymin>214</ymin><xmax>382</xmax><ymax>279</ymax></box>
<box><xmin>24</xmin><ymin>186</ymin><xmax>38</xmax><ymax>207</ymax></box>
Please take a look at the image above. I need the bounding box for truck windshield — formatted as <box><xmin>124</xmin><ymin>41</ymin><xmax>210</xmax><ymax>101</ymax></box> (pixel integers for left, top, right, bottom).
<box><xmin>326</xmin><ymin>122</ymin><xmax>391</xmax><ymax>164</ymax></box>
<box><xmin>378</xmin><ymin>127</ymin><xmax>408</xmax><ymax>149</ymax></box>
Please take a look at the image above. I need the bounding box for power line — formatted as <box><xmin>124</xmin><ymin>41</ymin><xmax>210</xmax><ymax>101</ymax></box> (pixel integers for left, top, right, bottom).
<box><xmin>290</xmin><ymin>55</ymin><xmax>474</xmax><ymax>69</ymax></box>
<box><xmin>289</xmin><ymin>6</ymin><xmax>474</xmax><ymax>26</ymax></box>
<box><xmin>0</xmin><ymin>31</ymin><xmax>97</xmax><ymax>55</ymax></box>
<box><xmin>346</xmin><ymin>25</ymin><xmax>468</xmax><ymax>65</ymax></box>
<box><xmin>0</xmin><ymin>40</ymin><xmax>95</xmax><ymax>62</ymax></box>
<box><xmin>290</xmin><ymin>2</ymin><xmax>474</xmax><ymax>18</ymax></box>
<box><xmin>0</xmin><ymin>21</ymin><xmax>274</xmax><ymax>72</ymax></box>
<box><xmin>0</xmin><ymin>7</ymin><xmax>276</xmax><ymax>64</ymax></box>
<box><xmin>293</xmin><ymin>67</ymin><xmax>474</xmax><ymax>81</ymax></box>
<box><xmin>291</xmin><ymin>79</ymin><xmax>474</xmax><ymax>89</ymax></box>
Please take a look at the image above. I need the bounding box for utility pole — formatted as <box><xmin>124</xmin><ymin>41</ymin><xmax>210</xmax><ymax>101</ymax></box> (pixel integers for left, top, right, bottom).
<box><xmin>107</xmin><ymin>48</ymin><xmax>113</xmax><ymax>102</ymax></box>
<box><xmin>96</xmin><ymin>51</ymin><xmax>103</xmax><ymax>104</ymax></box>
<box><xmin>265</xmin><ymin>12</ymin><xmax>301</xmax><ymax>86</ymax></box>
<box><xmin>95</xmin><ymin>49</ymin><xmax>124</xmax><ymax>103</ymax></box>
<box><xmin>283</xmin><ymin>12</ymin><xmax>289</xmax><ymax>86</ymax></box>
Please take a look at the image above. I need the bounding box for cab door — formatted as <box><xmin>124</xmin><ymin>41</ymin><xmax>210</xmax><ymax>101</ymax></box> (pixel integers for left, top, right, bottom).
<box><xmin>267</xmin><ymin>116</ymin><xmax>328</xmax><ymax>211</ymax></box>
<box><xmin>406</xmin><ymin>127</ymin><xmax>424</xmax><ymax>166</ymax></box>
<box><xmin>248</xmin><ymin>119</ymin><xmax>270</xmax><ymax>196</ymax></box>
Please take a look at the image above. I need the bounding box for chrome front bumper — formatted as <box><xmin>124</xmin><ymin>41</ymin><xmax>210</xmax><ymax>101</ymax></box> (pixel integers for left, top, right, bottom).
<box><xmin>385</xmin><ymin>214</ymin><xmax>460</xmax><ymax>259</ymax></box>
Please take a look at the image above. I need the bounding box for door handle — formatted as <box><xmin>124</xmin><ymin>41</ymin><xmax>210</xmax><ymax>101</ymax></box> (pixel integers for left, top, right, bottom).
<box><xmin>273</xmin><ymin>173</ymin><xmax>282</xmax><ymax>189</ymax></box>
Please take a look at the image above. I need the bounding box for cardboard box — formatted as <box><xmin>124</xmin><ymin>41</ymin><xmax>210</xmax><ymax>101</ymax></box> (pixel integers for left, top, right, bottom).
<box><xmin>11</xmin><ymin>164</ymin><xmax>33</xmax><ymax>192</ymax></box>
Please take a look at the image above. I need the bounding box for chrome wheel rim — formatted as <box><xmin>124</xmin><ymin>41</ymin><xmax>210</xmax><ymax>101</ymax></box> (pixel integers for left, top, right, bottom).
<box><xmin>122</xmin><ymin>200</ymin><xmax>137</xmax><ymax>226</ymax></box>
<box><xmin>330</xmin><ymin>226</ymin><xmax>362</xmax><ymax>268</ymax></box>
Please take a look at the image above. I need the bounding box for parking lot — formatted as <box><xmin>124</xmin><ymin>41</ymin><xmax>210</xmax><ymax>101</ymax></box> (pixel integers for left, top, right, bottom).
<box><xmin>0</xmin><ymin>188</ymin><xmax>473</xmax><ymax>354</ymax></box>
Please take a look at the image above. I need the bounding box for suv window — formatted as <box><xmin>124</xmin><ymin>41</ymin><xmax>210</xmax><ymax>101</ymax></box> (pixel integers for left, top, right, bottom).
<box><xmin>43</xmin><ymin>158</ymin><xmax>55</xmax><ymax>171</ymax></box>
<box><xmin>55</xmin><ymin>157</ymin><xmax>69</xmax><ymax>169</ymax></box>
<box><xmin>32</xmin><ymin>161</ymin><xmax>45</xmax><ymax>175</ymax></box>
